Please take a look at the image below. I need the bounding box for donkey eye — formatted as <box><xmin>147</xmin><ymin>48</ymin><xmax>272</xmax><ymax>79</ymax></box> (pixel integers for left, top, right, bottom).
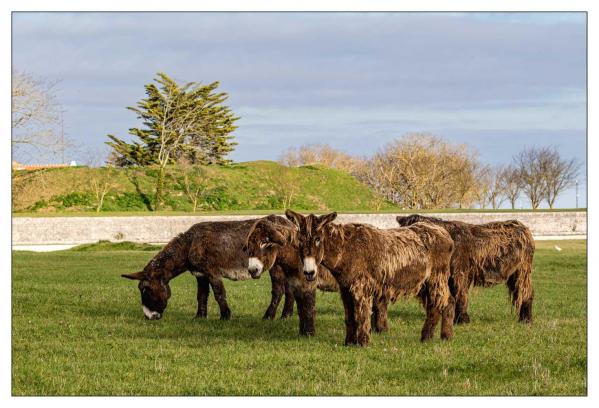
<box><xmin>315</xmin><ymin>238</ymin><xmax>321</xmax><ymax>245</ymax></box>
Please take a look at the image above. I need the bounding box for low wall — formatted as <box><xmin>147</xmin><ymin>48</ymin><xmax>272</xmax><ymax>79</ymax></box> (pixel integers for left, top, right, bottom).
<box><xmin>12</xmin><ymin>212</ymin><xmax>586</xmax><ymax>246</ymax></box>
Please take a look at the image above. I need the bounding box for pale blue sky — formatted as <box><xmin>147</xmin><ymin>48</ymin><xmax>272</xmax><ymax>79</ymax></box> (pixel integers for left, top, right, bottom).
<box><xmin>12</xmin><ymin>12</ymin><xmax>587</xmax><ymax>208</ymax></box>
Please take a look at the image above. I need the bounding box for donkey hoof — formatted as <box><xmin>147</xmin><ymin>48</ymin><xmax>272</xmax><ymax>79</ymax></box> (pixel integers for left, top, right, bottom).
<box><xmin>455</xmin><ymin>314</ymin><xmax>470</xmax><ymax>324</ymax></box>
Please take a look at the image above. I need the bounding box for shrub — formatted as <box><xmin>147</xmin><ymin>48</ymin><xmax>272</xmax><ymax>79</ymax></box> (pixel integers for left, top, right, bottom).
<box><xmin>114</xmin><ymin>192</ymin><xmax>151</xmax><ymax>210</ymax></box>
<box><xmin>54</xmin><ymin>192</ymin><xmax>93</xmax><ymax>208</ymax></box>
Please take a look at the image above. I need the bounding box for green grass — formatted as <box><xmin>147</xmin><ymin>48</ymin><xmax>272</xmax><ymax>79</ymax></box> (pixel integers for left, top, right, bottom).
<box><xmin>12</xmin><ymin>240</ymin><xmax>586</xmax><ymax>395</ymax></box>
<box><xmin>69</xmin><ymin>240</ymin><xmax>163</xmax><ymax>252</ymax></box>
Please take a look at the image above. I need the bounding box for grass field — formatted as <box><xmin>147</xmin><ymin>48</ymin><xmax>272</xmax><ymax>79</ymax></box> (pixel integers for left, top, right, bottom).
<box><xmin>12</xmin><ymin>240</ymin><xmax>587</xmax><ymax>395</ymax></box>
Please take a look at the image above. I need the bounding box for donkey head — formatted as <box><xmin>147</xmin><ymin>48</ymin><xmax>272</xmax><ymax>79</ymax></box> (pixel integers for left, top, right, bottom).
<box><xmin>121</xmin><ymin>270</ymin><xmax>171</xmax><ymax>320</ymax></box>
<box><xmin>285</xmin><ymin>209</ymin><xmax>337</xmax><ymax>282</ymax></box>
<box><xmin>243</xmin><ymin>218</ymin><xmax>289</xmax><ymax>279</ymax></box>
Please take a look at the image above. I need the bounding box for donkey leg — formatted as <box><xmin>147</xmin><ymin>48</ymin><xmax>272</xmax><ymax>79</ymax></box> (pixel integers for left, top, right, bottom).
<box><xmin>454</xmin><ymin>288</ymin><xmax>470</xmax><ymax>324</ymax></box>
<box><xmin>371</xmin><ymin>295</ymin><xmax>389</xmax><ymax>333</ymax></box>
<box><xmin>419</xmin><ymin>288</ymin><xmax>442</xmax><ymax>342</ymax></box>
<box><xmin>295</xmin><ymin>287</ymin><xmax>316</xmax><ymax>336</ymax></box>
<box><xmin>294</xmin><ymin>290</ymin><xmax>307</xmax><ymax>336</ymax></box>
<box><xmin>519</xmin><ymin>296</ymin><xmax>533</xmax><ymax>324</ymax></box>
<box><xmin>194</xmin><ymin>275</ymin><xmax>210</xmax><ymax>318</ymax></box>
<box><xmin>440</xmin><ymin>294</ymin><xmax>456</xmax><ymax>340</ymax></box>
<box><xmin>340</xmin><ymin>287</ymin><xmax>357</xmax><ymax>345</ymax></box>
<box><xmin>263</xmin><ymin>266</ymin><xmax>285</xmax><ymax>320</ymax></box>
<box><xmin>508</xmin><ymin>268</ymin><xmax>534</xmax><ymax>323</ymax></box>
<box><xmin>208</xmin><ymin>276</ymin><xmax>231</xmax><ymax>320</ymax></box>
<box><xmin>354</xmin><ymin>294</ymin><xmax>373</xmax><ymax>347</ymax></box>
<box><xmin>281</xmin><ymin>278</ymin><xmax>295</xmax><ymax>319</ymax></box>
<box><xmin>301</xmin><ymin>289</ymin><xmax>316</xmax><ymax>336</ymax></box>
<box><xmin>452</xmin><ymin>275</ymin><xmax>471</xmax><ymax>324</ymax></box>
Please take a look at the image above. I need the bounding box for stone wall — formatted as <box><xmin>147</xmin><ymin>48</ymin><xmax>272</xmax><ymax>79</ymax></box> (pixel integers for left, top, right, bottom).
<box><xmin>12</xmin><ymin>212</ymin><xmax>586</xmax><ymax>246</ymax></box>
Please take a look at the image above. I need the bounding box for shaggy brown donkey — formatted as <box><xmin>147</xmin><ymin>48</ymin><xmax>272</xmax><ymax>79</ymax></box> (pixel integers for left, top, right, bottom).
<box><xmin>121</xmin><ymin>219</ymin><xmax>296</xmax><ymax>320</ymax></box>
<box><xmin>285</xmin><ymin>210</ymin><xmax>455</xmax><ymax>346</ymax></box>
<box><xmin>243</xmin><ymin>215</ymin><xmax>338</xmax><ymax>336</ymax></box>
<box><xmin>396</xmin><ymin>214</ymin><xmax>535</xmax><ymax>324</ymax></box>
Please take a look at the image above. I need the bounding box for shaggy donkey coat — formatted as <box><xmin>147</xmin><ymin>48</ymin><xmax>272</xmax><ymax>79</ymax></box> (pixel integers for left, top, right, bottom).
<box><xmin>396</xmin><ymin>214</ymin><xmax>535</xmax><ymax>324</ymax></box>
<box><xmin>243</xmin><ymin>215</ymin><xmax>338</xmax><ymax>336</ymax></box>
<box><xmin>121</xmin><ymin>219</ymin><xmax>297</xmax><ymax>320</ymax></box>
<box><xmin>286</xmin><ymin>210</ymin><xmax>455</xmax><ymax>346</ymax></box>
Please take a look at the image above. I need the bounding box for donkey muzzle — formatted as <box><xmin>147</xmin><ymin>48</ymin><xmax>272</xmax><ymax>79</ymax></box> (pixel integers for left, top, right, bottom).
<box><xmin>248</xmin><ymin>257</ymin><xmax>264</xmax><ymax>279</ymax></box>
<box><xmin>142</xmin><ymin>305</ymin><xmax>162</xmax><ymax>320</ymax></box>
<box><xmin>303</xmin><ymin>257</ymin><xmax>318</xmax><ymax>281</ymax></box>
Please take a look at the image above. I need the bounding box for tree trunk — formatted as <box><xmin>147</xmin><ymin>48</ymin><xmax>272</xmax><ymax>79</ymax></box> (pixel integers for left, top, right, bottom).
<box><xmin>96</xmin><ymin>191</ymin><xmax>106</xmax><ymax>213</ymax></box>
<box><xmin>154</xmin><ymin>166</ymin><xmax>165</xmax><ymax>211</ymax></box>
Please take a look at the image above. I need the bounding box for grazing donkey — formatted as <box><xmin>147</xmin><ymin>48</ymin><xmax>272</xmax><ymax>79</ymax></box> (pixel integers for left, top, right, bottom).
<box><xmin>243</xmin><ymin>215</ymin><xmax>339</xmax><ymax>336</ymax></box>
<box><xmin>285</xmin><ymin>210</ymin><xmax>455</xmax><ymax>346</ymax></box>
<box><xmin>396</xmin><ymin>214</ymin><xmax>535</xmax><ymax>324</ymax></box>
<box><xmin>121</xmin><ymin>219</ymin><xmax>296</xmax><ymax>321</ymax></box>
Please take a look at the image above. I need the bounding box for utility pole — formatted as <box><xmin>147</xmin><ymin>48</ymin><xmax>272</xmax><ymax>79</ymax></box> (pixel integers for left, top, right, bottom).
<box><xmin>60</xmin><ymin>112</ymin><xmax>65</xmax><ymax>164</ymax></box>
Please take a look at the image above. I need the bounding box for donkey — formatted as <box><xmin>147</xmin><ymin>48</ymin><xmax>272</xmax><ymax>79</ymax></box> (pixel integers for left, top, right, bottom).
<box><xmin>396</xmin><ymin>214</ymin><xmax>535</xmax><ymax>324</ymax></box>
<box><xmin>243</xmin><ymin>215</ymin><xmax>339</xmax><ymax>336</ymax></box>
<box><xmin>285</xmin><ymin>210</ymin><xmax>455</xmax><ymax>346</ymax></box>
<box><xmin>121</xmin><ymin>219</ymin><xmax>297</xmax><ymax>321</ymax></box>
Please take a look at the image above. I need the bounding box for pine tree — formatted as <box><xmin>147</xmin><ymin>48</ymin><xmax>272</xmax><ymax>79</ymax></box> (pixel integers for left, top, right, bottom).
<box><xmin>106</xmin><ymin>73</ymin><xmax>239</xmax><ymax>167</ymax></box>
<box><xmin>105</xmin><ymin>73</ymin><xmax>239</xmax><ymax>210</ymax></box>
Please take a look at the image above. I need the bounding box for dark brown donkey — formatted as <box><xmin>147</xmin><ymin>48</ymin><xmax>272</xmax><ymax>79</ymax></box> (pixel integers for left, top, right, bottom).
<box><xmin>243</xmin><ymin>215</ymin><xmax>338</xmax><ymax>336</ymax></box>
<box><xmin>285</xmin><ymin>210</ymin><xmax>455</xmax><ymax>346</ymax></box>
<box><xmin>396</xmin><ymin>214</ymin><xmax>535</xmax><ymax>324</ymax></box>
<box><xmin>121</xmin><ymin>219</ymin><xmax>297</xmax><ymax>320</ymax></box>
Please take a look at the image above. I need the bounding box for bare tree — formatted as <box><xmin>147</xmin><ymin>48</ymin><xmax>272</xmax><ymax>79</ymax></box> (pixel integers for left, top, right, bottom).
<box><xmin>483</xmin><ymin>166</ymin><xmax>507</xmax><ymax>209</ymax></box>
<box><xmin>513</xmin><ymin>147</ymin><xmax>549</xmax><ymax>210</ymax></box>
<box><xmin>474</xmin><ymin>165</ymin><xmax>492</xmax><ymax>209</ymax></box>
<box><xmin>89</xmin><ymin>167</ymin><xmax>115</xmax><ymax>213</ymax></box>
<box><xmin>513</xmin><ymin>146</ymin><xmax>581</xmax><ymax>210</ymax></box>
<box><xmin>356</xmin><ymin>134</ymin><xmax>482</xmax><ymax>209</ymax></box>
<box><xmin>499</xmin><ymin>165</ymin><xmax>522</xmax><ymax>209</ymax></box>
<box><xmin>279</xmin><ymin>144</ymin><xmax>361</xmax><ymax>173</ymax></box>
<box><xmin>170</xmin><ymin>159</ymin><xmax>209</xmax><ymax>212</ymax></box>
<box><xmin>541</xmin><ymin>148</ymin><xmax>581</xmax><ymax>209</ymax></box>
<box><xmin>12</xmin><ymin>70</ymin><xmax>62</xmax><ymax>161</ymax></box>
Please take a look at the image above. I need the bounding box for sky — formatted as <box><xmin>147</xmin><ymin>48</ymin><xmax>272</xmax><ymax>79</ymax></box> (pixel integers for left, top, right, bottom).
<box><xmin>11</xmin><ymin>12</ymin><xmax>587</xmax><ymax>208</ymax></box>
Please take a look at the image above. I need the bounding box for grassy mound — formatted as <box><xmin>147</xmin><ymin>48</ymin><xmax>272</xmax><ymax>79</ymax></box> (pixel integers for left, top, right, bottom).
<box><xmin>12</xmin><ymin>161</ymin><xmax>395</xmax><ymax>214</ymax></box>
<box><xmin>69</xmin><ymin>240</ymin><xmax>163</xmax><ymax>252</ymax></box>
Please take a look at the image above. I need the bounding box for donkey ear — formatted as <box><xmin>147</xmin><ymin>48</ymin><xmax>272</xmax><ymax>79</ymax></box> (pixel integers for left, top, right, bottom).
<box><xmin>316</xmin><ymin>212</ymin><xmax>337</xmax><ymax>231</ymax></box>
<box><xmin>285</xmin><ymin>209</ymin><xmax>304</xmax><ymax>229</ymax></box>
<box><xmin>121</xmin><ymin>271</ymin><xmax>146</xmax><ymax>280</ymax></box>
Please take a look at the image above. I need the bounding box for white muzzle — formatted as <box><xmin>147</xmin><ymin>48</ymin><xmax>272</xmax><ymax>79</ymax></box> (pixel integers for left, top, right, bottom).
<box><xmin>248</xmin><ymin>257</ymin><xmax>264</xmax><ymax>277</ymax></box>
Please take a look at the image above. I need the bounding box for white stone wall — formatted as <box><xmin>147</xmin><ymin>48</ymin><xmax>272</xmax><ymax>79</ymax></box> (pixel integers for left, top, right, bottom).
<box><xmin>11</xmin><ymin>212</ymin><xmax>586</xmax><ymax>246</ymax></box>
